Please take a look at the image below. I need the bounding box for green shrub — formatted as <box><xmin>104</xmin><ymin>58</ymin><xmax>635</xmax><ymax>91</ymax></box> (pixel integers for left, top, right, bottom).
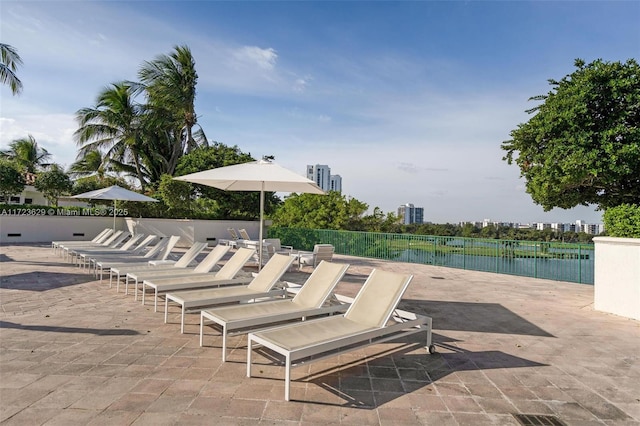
<box><xmin>603</xmin><ymin>204</ymin><xmax>640</xmax><ymax>238</ymax></box>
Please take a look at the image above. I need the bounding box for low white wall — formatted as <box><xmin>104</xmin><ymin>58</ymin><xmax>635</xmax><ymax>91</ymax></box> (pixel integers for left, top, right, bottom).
<box><xmin>0</xmin><ymin>215</ymin><xmax>123</xmax><ymax>244</ymax></box>
<box><xmin>593</xmin><ymin>237</ymin><xmax>640</xmax><ymax>321</ymax></box>
<box><xmin>0</xmin><ymin>215</ymin><xmax>261</xmax><ymax>247</ymax></box>
<box><xmin>124</xmin><ymin>218</ymin><xmax>260</xmax><ymax>247</ymax></box>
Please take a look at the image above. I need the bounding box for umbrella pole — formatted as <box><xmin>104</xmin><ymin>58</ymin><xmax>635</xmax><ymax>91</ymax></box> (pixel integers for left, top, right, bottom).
<box><xmin>113</xmin><ymin>200</ymin><xmax>116</xmax><ymax>231</ymax></box>
<box><xmin>258</xmin><ymin>184</ymin><xmax>265</xmax><ymax>271</ymax></box>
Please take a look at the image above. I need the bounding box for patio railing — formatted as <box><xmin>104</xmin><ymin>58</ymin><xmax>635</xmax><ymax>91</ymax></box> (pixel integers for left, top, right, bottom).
<box><xmin>268</xmin><ymin>227</ymin><xmax>594</xmax><ymax>284</ymax></box>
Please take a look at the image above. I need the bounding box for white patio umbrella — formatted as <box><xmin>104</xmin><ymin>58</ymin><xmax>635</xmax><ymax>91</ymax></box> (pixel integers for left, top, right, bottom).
<box><xmin>71</xmin><ymin>185</ymin><xmax>158</xmax><ymax>230</ymax></box>
<box><xmin>175</xmin><ymin>158</ymin><xmax>325</xmax><ymax>268</ymax></box>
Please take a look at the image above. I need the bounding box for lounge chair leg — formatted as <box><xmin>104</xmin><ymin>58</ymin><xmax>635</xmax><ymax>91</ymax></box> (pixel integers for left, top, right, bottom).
<box><xmin>141</xmin><ymin>283</ymin><xmax>146</xmax><ymax>305</ymax></box>
<box><xmin>222</xmin><ymin>325</ymin><xmax>227</xmax><ymax>362</ymax></box>
<box><xmin>285</xmin><ymin>355</ymin><xmax>291</xmax><ymax>401</ymax></box>
<box><xmin>164</xmin><ymin>298</ymin><xmax>169</xmax><ymax>324</ymax></box>
<box><xmin>199</xmin><ymin>313</ymin><xmax>204</xmax><ymax>347</ymax></box>
<box><xmin>247</xmin><ymin>338</ymin><xmax>253</xmax><ymax>378</ymax></box>
<box><xmin>181</xmin><ymin>307</ymin><xmax>185</xmax><ymax>333</ymax></box>
<box><xmin>154</xmin><ymin>289</ymin><xmax>158</xmax><ymax>312</ymax></box>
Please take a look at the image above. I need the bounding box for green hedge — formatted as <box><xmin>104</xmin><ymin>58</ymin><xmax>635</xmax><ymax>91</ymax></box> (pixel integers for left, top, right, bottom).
<box><xmin>603</xmin><ymin>204</ymin><xmax>640</xmax><ymax>238</ymax></box>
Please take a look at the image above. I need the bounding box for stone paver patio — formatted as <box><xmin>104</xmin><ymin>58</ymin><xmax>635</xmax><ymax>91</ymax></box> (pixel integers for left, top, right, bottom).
<box><xmin>1</xmin><ymin>243</ymin><xmax>638</xmax><ymax>425</ymax></box>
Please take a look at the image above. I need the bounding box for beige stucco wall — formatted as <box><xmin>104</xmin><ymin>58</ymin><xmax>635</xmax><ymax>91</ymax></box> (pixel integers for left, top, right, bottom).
<box><xmin>593</xmin><ymin>236</ymin><xmax>640</xmax><ymax>321</ymax></box>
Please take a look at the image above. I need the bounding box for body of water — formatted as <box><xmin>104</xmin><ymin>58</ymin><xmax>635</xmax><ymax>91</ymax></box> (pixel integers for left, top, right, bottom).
<box><xmin>393</xmin><ymin>249</ymin><xmax>594</xmax><ymax>284</ymax></box>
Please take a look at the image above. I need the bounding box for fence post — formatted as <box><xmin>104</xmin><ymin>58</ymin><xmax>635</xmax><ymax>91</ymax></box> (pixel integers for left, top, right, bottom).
<box><xmin>578</xmin><ymin>245</ymin><xmax>582</xmax><ymax>284</ymax></box>
<box><xmin>463</xmin><ymin>238</ymin><xmax>466</xmax><ymax>270</ymax></box>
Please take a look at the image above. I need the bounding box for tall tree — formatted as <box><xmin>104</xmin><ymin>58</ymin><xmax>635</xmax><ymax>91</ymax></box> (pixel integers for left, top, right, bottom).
<box><xmin>502</xmin><ymin>58</ymin><xmax>640</xmax><ymax>211</ymax></box>
<box><xmin>175</xmin><ymin>144</ymin><xmax>272</xmax><ymax>220</ymax></box>
<box><xmin>0</xmin><ymin>159</ymin><xmax>25</xmax><ymax>202</ymax></box>
<box><xmin>34</xmin><ymin>164</ymin><xmax>72</xmax><ymax>206</ymax></box>
<box><xmin>137</xmin><ymin>45</ymin><xmax>207</xmax><ymax>176</ymax></box>
<box><xmin>69</xmin><ymin>149</ymin><xmax>109</xmax><ymax>181</ymax></box>
<box><xmin>0</xmin><ymin>43</ymin><xmax>23</xmax><ymax>95</ymax></box>
<box><xmin>75</xmin><ymin>82</ymin><xmax>148</xmax><ymax>189</ymax></box>
<box><xmin>270</xmin><ymin>191</ymin><xmax>369</xmax><ymax>230</ymax></box>
<box><xmin>0</xmin><ymin>135</ymin><xmax>51</xmax><ymax>173</ymax></box>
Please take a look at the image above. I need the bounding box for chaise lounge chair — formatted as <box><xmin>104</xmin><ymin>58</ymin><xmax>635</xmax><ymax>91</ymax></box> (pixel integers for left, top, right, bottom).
<box><xmin>238</xmin><ymin>228</ymin><xmax>251</xmax><ymax>241</ymax></box>
<box><xmin>57</xmin><ymin>229</ymin><xmax>122</xmax><ymax>260</ymax></box>
<box><xmin>52</xmin><ymin>228</ymin><xmax>113</xmax><ymax>254</ymax></box>
<box><xmin>120</xmin><ymin>243</ymin><xmax>229</xmax><ymax>297</ymax></box>
<box><xmin>77</xmin><ymin>233</ymin><xmax>147</xmax><ymax>270</ymax></box>
<box><xmin>163</xmin><ymin>253</ymin><xmax>295</xmax><ymax>333</ymax></box>
<box><xmin>94</xmin><ymin>236</ymin><xmax>180</xmax><ymax>282</ymax></box>
<box><xmin>141</xmin><ymin>247</ymin><xmax>257</xmax><ymax>311</ymax></box>
<box><xmin>65</xmin><ymin>231</ymin><xmax>131</xmax><ymax>263</ymax></box>
<box><xmin>246</xmin><ymin>269</ymin><xmax>435</xmax><ymax>401</ymax></box>
<box><xmin>296</xmin><ymin>243</ymin><xmax>335</xmax><ymax>269</ymax></box>
<box><xmin>88</xmin><ymin>235</ymin><xmax>159</xmax><ymax>276</ymax></box>
<box><xmin>200</xmin><ymin>261</ymin><xmax>350</xmax><ymax>361</ymax></box>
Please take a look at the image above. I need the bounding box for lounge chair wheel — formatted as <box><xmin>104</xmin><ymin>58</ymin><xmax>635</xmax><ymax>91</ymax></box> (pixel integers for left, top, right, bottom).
<box><xmin>429</xmin><ymin>345</ymin><xmax>437</xmax><ymax>354</ymax></box>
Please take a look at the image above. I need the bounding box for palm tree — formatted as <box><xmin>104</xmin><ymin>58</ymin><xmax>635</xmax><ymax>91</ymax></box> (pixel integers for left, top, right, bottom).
<box><xmin>0</xmin><ymin>135</ymin><xmax>51</xmax><ymax>173</ymax></box>
<box><xmin>75</xmin><ymin>82</ymin><xmax>148</xmax><ymax>189</ymax></box>
<box><xmin>69</xmin><ymin>149</ymin><xmax>109</xmax><ymax>181</ymax></box>
<box><xmin>0</xmin><ymin>43</ymin><xmax>23</xmax><ymax>95</ymax></box>
<box><xmin>137</xmin><ymin>45</ymin><xmax>207</xmax><ymax>175</ymax></box>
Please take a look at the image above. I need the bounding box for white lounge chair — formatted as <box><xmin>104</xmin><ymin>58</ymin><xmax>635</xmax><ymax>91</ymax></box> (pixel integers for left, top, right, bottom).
<box><xmin>119</xmin><ymin>243</ymin><xmax>229</xmax><ymax>297</ymax></box>
<box><xmin>238</xmin><ymin>228</ymin><xmax>251</xmax><ymax>240</ymax></box>
<box><xmin>77</xmin><ymin>233</ymin><xmax>147</xmax><ymax>270</ymax></box>
<box><xmin>66</xmin><ymin>231</ymin><xmax>131</xmax><ymax>263</ymax></box>
<box><xmin>228</xmin><ymin>228</ymin><xmax>240</xmax><ymax>240</ymax></box>
<box><xmin>247</xmin><ymin>269</ymin><xmax>435</xmax><ymax>401</ymax></box>
<box><xmin>263</xmin><ymin>238</ymin><xmax>294</xmax><ymax>254</ymax></box>
<box><xmin>164</xmin><ymin>253</ymin><xmax>295</xmax><ymax>333</ymax></box>
<box><xmin>243</xmin><ymin>240</ymin><xmax>277</xmax><ymax>266</ymax></box>
<box><xmin>57</xmin><ymin>229</ymin><xmax>121</xmax><ymax>259</ymax></box>
<box><xmin>52</xmin><ymin>228</ymin><xmax>113</xmax><ymax>254</ymax></box>
<box><xmin>89</xmin><ymin>235</ymin><xmax>160</xmax><ymax>276</ymax></box>
<box><xmin>94</xmin><ymin>236</ymin><xmax>180</xmax><ymax>282</ymax></box>
<box><xmin>220</xmin><ymin>228</ymin><xmax>245</xmax><ymax>247</ymax></box>
<box><xmin>141</xmin><ymin>247</ymin><xmax>257</xmax><ymax>311</ymax></box>
<box><xmin>297</xmin><ymin>244</ymin><xmax>334</xmax><ymax>269</ymax></box>
<box><xmin>200</xmin><ymin>261</ymin><xmax>350</xmax><ymax>361</ymax></box>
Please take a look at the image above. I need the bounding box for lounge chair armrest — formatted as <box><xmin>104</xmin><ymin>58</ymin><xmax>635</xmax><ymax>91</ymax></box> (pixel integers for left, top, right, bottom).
<box><xmin>148</xmin><ymin>259</ymin><xmax>177</xmax><ymax>266</ymax></box>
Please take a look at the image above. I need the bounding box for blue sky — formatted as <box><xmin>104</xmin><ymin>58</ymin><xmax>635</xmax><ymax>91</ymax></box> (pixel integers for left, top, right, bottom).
<box><xmin>2</xmin><ymin>1</ymin><xmax>638</xmax><ymax>224</ymax></box>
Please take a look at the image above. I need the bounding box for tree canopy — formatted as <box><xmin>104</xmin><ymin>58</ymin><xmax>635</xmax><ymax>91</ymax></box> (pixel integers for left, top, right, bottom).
<box><xmin>271</xmin><ymin>191</ymin><xmax>373</xmax><ymax>231</ymax></box>
<box><xmin>35</xmin><ymin>165</ymin><xmax>73</xmax><ymax>206</ymax></box>
<box><xmin>502</xmin><ymin>58</ymin><xmax>640</xmax><ymax>211</ymax></box>
<box><xmin>0</xmin><ymin>159</ymin><xmax>25</xmax><ymax>201</ymax></box>
<box><xmin>0</xmin><ymin>43</ymin><xmax>22</xmax><ymax>95</ymax></box>
<box><xmin>75</xmin><ymin>45</ymin><xmax>207</xmax><ymax>191</ymax></box>
<box><xmin>0</xmin><ymin>135</ymin><xmax>51</xmax><ymax>173</ymax></box>
<box><xmin>174</xmin><ymin>143</ymin><xmax>280</xmax><ymax>220</ymax></box>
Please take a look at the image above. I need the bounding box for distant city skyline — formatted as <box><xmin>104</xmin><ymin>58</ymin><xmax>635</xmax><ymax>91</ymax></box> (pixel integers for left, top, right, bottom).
<box><xmin>2</xmin><ymin>1</ymin><xmax>635</xmax><ymax>225</ymax></box>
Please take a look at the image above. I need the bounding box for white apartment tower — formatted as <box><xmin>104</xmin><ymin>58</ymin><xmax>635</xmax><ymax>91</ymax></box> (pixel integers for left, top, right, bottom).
<box><xmin>398</xmin><ymin>203</ymin><xmax>424</xmax><ymax>224</ymax></box>
<box><xmin>330</xmin><ymin>174</ymin><xmax>342</xmax><ymax>192</ymax></box>
<box><xmin>307</xmin><ymin>164</ymin><xmax>342</xmax><ymax>192</ymax></box>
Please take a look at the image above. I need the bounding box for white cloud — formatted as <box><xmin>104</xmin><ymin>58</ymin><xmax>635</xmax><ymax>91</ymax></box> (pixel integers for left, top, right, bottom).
<box><xmin>232</xmin><ymin>46</ymin><xmax>278</xmax><ymax>70</ymax></box>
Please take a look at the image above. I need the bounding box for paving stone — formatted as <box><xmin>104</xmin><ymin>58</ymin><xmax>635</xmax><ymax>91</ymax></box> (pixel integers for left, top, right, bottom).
<box><xmin>1</xmin><ymin>243</ymin><xmax>639</xmax><ymax>425</ymax></box>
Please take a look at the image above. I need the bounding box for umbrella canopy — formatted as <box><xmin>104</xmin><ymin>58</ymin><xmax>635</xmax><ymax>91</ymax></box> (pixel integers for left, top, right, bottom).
<box><xmin>71</xmin><ymin>185</ymin><xmax>158</xmax><ymax>229</ymax></box>
<box><xmin>175</xmin><ymin>159</ymin><xmax>325</xmax><ymax>267</ymax></box>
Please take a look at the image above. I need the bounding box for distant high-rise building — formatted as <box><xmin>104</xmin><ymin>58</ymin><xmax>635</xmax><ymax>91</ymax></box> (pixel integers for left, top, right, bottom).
<box><xmin>398</xmin><ymin>203</ymin><xmax>424</xmax><ymax>224</ymax></box>
<box><xmin>330</xmin><ymin>174</ymin><xmax>342</xmax><ymax>192</ymax></box>
<box><xmin>307</xmin><ymin>164</ymin><xmax>342</xmax><ymax>192</ymax></box>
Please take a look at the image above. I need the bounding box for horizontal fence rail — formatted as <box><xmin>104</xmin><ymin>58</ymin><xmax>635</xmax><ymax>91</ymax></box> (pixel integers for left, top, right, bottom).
<box><xmin>268</xmin><ymin>227</ymin><xmax>594</xmax><ymax>285</ymax></box>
